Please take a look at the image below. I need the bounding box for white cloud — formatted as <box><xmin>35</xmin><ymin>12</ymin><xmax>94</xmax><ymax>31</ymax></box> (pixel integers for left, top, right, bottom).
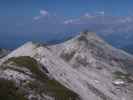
<box><xmin>84</xmin><ymin>13</ymin><xmax>94</xmax><ymax>18</ymax></box>
<box><xmin>64</xmin><ymin>12</ymin><xmax>95</xmax><ymax>24</ymax></box>
<box><xmin>33</xmin><ymin>16</ymin><xmax>41</xmax><ymax>20</ymax></box>
<box><xmin>33</xmin><ymin>10</ymin><xmax>49</xmax><ymax>21</ymax></box>
<box><xmin>120</xmin><ymin>17</ymin><xmax>133</xmax><ymax>23</ymax></box>
<box><xmin>63</xmin><ymin>18</ymin><xmax>80</xmax><ymax>24</ymax></box>
<box><xmin>40</xmin><ymin>10</ymin><xmax>49</xmax><ymax>16</ymax></box>
<box><xmin>64</xmin><ymin>19</ymin><xmax>74</xmax><ymax>24</ymax></box>
<box><xmin>84</xmin><ymin>13</ymin><xmax>90</xmax><ymax>17</ymax></box>
<box><xmin>96</xmin><ymin>11</ymin><xmax>105</xmax><ymax>15</ymax></box>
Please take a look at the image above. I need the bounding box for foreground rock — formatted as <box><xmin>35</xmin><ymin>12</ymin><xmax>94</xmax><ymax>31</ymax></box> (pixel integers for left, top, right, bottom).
<box><xmin>0</xmin><ymin>32</ymin><xmax>133</xmax><ymax>100</ymax></box>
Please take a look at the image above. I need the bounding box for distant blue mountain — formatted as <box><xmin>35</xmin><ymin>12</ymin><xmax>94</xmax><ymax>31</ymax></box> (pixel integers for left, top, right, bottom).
<box><xmin>98</xmin><ymin>32</ymin><xmax>133</xmax><ymax>54</ymax></box>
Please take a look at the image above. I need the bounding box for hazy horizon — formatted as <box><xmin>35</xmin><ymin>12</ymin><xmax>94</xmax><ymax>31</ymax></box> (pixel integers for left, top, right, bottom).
<box><xmin>0</xmin><ymin>0</ymin><xmax>133</xmax><ymax>53</ymax></box>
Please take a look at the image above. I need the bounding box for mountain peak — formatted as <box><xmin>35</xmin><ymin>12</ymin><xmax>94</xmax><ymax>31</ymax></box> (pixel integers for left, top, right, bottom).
<box><xmin>80</xmin><ymin>31</ymin><xmax>96</xmax><ymax>36</ymax></box>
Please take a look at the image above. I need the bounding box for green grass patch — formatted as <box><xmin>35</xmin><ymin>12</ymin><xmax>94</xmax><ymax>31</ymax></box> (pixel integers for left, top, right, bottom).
<box><xmin>4</xmin><ymin>56</ymin><xmax>47</xmax><ymax>79</ymax></box>
<box><xmin>46</xmin><ymin>79</ymin><xmax>79</xmax><ymax>100</ymax></box>
<box><xmin>0</xmin><ymin>78</ymin><xmax>27</xmax><ymax>100</ymax></box>
<box><xmin>4</xmin><ymin>56</ymin><xmax>80</xmax><ymax>100</ymax></box>
<box><xmin>113</xmin><ymin>71</ymin><xmax>133</xmax><ymax>83</ymax></box>
<box><xmin>28</xmin><ymin>79</ymin><xmax>79</xmax><ymax>100</ymax></box>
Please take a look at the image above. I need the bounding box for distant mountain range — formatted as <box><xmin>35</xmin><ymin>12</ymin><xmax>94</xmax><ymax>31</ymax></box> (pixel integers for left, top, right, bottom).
<box><xmin>122</xmin><ymin>44</ymin><xmax>133</xmax><ymax>54</ymax></box>
<box><xmin>98</xmin><ymin>32</ymin><xmax>133</xmax><ymax>54</ymax></box>
<box><xmin>1</xmin><ymin>13</ymin><xmax>133</xmax><ymax>54</ymax></box>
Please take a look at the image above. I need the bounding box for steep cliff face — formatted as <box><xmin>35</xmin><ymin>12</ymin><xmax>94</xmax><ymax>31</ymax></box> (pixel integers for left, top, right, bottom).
<box><xmin>0</xmin><ymin>32</ymin><xmax>133</xmax><ymax>100</ymax></box>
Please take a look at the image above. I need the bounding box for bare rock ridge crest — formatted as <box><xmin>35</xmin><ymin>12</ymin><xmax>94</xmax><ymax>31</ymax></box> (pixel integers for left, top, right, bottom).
<box><xmin>0</xmin><ymin>32</ymin><xmax>133</xmax><ymax>100</ymax></box>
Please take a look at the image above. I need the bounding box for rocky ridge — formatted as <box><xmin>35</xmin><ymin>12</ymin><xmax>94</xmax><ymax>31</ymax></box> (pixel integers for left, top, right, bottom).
<box><xmin>0</xmin><ymin>32</ymin><xmax>133</xmax><ymax>100</ymax></box>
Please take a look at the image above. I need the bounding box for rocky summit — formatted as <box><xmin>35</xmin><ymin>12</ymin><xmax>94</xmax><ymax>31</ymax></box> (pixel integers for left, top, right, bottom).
<box><xmin>0</xmin><ymin>32</ymin><xmax>133</xmax><ymax>100</ymax></box>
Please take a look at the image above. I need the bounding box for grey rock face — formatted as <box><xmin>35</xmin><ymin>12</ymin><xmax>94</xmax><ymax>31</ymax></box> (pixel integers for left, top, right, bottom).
<box><xmin>0</xmin><ymin>32</ymin><xmax>133</xmax><ymax>100</ymax></box>
<box><xmin>0</xmin><ymin>48</ymin><xmax>10</xmax><ymax>58</ymax></box>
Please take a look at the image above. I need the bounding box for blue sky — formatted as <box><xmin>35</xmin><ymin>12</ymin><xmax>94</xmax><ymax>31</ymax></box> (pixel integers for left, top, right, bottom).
<box><xmin>0</xmin><ymin>0</ymin><xmax>133</xmax><ymax>48</ymax></box>
<box><xmin>1</xmin><ymin>0</ymin><xmax>133</xmax><ymax>17</ymax></box>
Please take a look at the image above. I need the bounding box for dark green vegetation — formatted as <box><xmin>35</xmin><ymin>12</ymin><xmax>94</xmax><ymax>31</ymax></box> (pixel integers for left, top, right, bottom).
<box><xmin>27</xmin><ymin>79</ymin><xmax>79</xmax><ymax>100</ymax></box>
<box><xmin>4</xmin><ymin>56</ymin><xmax>47</xmax><ymax>79</ymax></box>
<box><xmin>113</xmin><ymin>71</ymin><xmax>133</xmax><ymax>83</ymax></box>
<box><xmin>0</xmin><ymin>78</ymin><xmax>27</xmax><ymax>100</ymax></box>
<box><xmin>4</xmin><ymin>56</ymin><xmax>80</xmax><ymax>100</ymax></box>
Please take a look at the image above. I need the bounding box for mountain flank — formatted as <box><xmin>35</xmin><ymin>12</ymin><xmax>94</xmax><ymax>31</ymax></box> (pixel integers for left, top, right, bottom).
<box><xmin>0</xmin><ymin>32</ymin><xmax>133</xmax><ymax>100</ymax></box>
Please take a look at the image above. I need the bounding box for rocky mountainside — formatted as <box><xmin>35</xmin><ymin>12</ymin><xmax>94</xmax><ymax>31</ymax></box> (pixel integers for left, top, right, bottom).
<box><xmin>0</xmin><ymin>32</ymin><xmax>133</xmax><ymax>100</ymax></box>
<box><xmin>0</xmin><ymin>48</ymin><xmax>10</xmax><ymax>59</ymax></box>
